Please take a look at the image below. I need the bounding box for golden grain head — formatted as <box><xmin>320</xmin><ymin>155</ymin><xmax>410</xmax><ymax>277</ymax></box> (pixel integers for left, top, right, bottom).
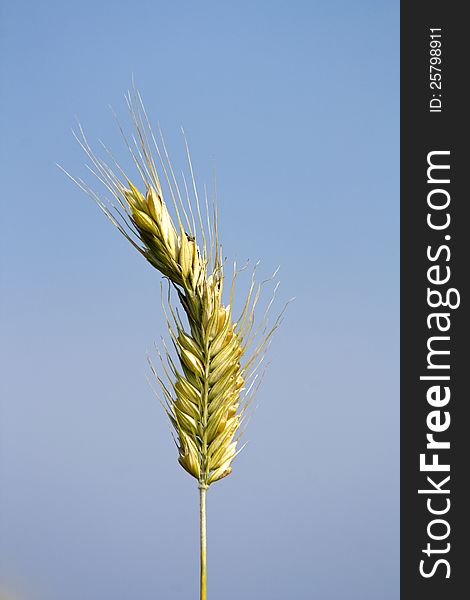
<box><xmin>66</xmin><ymin>88</ymin><xmax>286</xmax><ymax>487</ymax></box>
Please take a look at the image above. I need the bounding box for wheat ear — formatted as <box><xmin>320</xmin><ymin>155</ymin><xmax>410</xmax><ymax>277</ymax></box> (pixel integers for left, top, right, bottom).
<box><xmin>62</xmin><ymin>89</ymin><xmax>285</xmax><ymax>600</ymax></box>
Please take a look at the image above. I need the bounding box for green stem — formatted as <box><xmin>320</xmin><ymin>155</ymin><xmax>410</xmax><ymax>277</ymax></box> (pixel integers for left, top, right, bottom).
<box><xmin>199</xmin><ymin>485</ymin><xmax>207</xmax><ymax>600</ymax></box>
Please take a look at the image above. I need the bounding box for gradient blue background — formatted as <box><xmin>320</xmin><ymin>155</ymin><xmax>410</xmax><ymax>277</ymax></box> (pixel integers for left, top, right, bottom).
<box><xmin>0</xmin><ymin>1</ymin><xmax>399</xmax><ymax>598</ymax></box>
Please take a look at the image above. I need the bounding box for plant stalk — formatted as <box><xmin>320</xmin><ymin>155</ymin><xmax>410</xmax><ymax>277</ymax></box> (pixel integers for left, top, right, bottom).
<box><xmin>199</xmin><ymin>484</ymin><xmax>207</xmax><ymax>600</ymax></box>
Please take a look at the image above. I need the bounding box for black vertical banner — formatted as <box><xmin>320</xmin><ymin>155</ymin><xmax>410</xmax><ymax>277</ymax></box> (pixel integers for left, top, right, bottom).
<box><xmin>401</xmin><ymin>3</ymin><xmax>468</xmax><ymax>599</ymax></box>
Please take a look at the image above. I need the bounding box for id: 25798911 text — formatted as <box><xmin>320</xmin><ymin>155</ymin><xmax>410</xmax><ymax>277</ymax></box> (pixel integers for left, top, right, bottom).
<box><xmin>429</xmin><ymin>28</ymin><xmax>443</xmax><ymax>113</ymax></box>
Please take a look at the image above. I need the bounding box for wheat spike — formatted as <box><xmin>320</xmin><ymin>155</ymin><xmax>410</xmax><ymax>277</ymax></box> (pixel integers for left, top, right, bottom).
<box><xmin>62</xmin><ymin>87</ymin><xmax>286</xmax><ymax>599</ymax></box>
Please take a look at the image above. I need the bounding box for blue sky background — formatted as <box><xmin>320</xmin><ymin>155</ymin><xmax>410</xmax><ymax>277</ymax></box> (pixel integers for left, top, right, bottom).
<box><xmin>0</xmin><ymin>1</ymin><xmax>399</xmax><ymax>599</ymax></box>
